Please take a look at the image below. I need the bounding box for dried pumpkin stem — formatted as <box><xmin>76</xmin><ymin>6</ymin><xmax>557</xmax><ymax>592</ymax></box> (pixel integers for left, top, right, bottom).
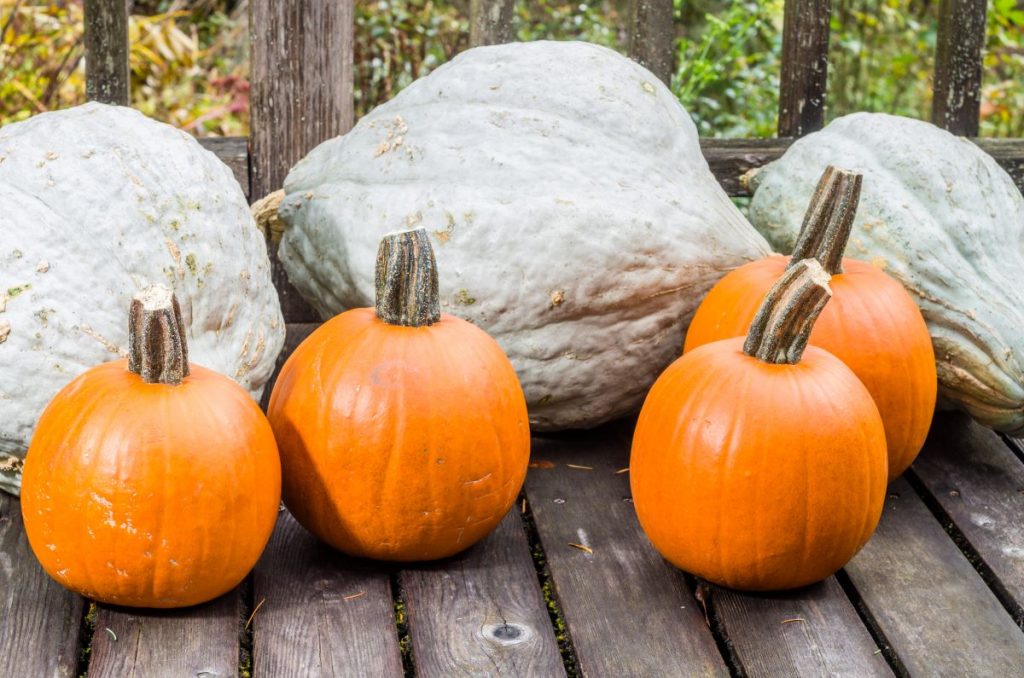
<box><xmin>128</xmin><ymin>284</ymin><xmax>190</xmax><ymax>385</ymax></box>
<box><xmin>787</xmin><ymin>165</ymin><xmax>863</xmax><ymax>275</ymax></box>
<box><xmin>743</xmin><ymin>259</ymin><xmax>833</xmax><ymax>365</ymax></box>
<box><xmin>375</xmin><ymin>228</ymin><xmax>440</xmax><ymax>327</ymax></box>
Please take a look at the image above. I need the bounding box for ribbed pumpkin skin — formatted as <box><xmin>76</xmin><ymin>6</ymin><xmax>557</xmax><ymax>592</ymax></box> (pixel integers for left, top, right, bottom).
<box><xmin>268</xmin><ymin>308</ymin><xmax>530</xmax><ymax>561</ymax></box>
<box><xmin>21</xmin><ymin>361</ymin><xmax>281</xmax><ymax>608</ymax></box>
<box><xmin>631</xmin><ymin>338</ymin><xmax>888</xmax><ymax>591</ymax></box>
<box><xmin>684</xmin><ymin>255</ymin><xmax>936</xmax><ymax>479</ymax></box>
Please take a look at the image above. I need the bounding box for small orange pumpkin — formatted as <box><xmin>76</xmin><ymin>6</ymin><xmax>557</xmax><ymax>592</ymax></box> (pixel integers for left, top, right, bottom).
<box><xmin>632</xmin><ymin>259</ymin><xmax>888</xmax><ymax>591</ymax></box>
<box><xmin>268</xmin><ymin>228</ymin><xmax>530</xmax><ymax>561</ymax></box>
<box><xmin>21</xmin><ymin>285</ymin><xmax>281</xmax><ymax>608</ymax></box>
<box><xmin>685</xmin><ymin>166</ymin><xmax>936</xmax><ymax>479</ymax></box>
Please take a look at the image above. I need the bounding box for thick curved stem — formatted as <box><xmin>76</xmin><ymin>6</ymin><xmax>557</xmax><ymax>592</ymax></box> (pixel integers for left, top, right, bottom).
<box><xmin>128</xmin><ymin>284</ymin><xmax>190</xmax><ymax>385</ymax></box>
<box><xmin>787</xmin><ymin>165</ymin><xmax>863</xmax><ymax>275</ymax></box>
<box><xmin>375</xmin><ymin>228</ymin><xmax>440</xmax><ymax>327</ymax></box>
<box><xmin>743</xmin><ymin>259</ymin><xmax>833</xmax><ymax>365</ymax></box>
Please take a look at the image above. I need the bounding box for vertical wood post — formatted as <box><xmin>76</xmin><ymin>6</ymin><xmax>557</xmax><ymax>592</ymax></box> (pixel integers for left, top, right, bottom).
<box><xmin>83</xmin><ymin>0</ymin><xmax>130</xmax><ymax>105</ymax></box>
<box><xmin>250</xmin><ymin>0</ymin><xmax>355</xmax><ymax>322</ymax></box>
<box><xmin>932</xmin><ymin>0</ymin><xmax>988</xmax><ymax>136</ymax></box>
<box><xmin>628</xmin><ymin>0</ymin><xmax>675</xmax><ymax>85</ymax></box>
<box><xmin>778</xmin><ymin>0</ymin><xmax>831</xmax><ymax>137</ymax></box>
<box><xmin>469</xmin><ymin>0</ymin><xmax>516</xmax><ymax>46</ymax></box>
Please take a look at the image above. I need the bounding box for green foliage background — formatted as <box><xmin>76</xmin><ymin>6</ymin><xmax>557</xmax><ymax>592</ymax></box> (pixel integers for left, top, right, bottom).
<box><xmin>1</xmin><ymin>0</ymin><xmax>1021</xmax><ymax>137</ymax></box>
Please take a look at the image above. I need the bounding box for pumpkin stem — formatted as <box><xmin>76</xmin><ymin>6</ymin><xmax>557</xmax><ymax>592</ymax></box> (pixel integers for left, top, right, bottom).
<box><xmin>375</xmin><ymin>228</ymin><xmax>441</xmax><ymax>327</ymax></box>
<box><xmin>787</xmin><ymin>165</ymin><xmax>863</xmax><ymax>275</ymax></box>
<box><xmin>743</xmin><ymin>259</ymin><xmax>833</xmax><ymax>365</ymax></box>
<box><xmin>128</xmin><ymin>284</ymin><xmax>190</xmax><ymax>385</ymax></box>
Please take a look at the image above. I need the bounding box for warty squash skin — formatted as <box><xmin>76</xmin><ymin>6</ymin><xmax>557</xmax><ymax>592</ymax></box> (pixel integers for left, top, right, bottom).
<box><xmin>268</xmin><ymin>230</ymin><xmax>530</xmax><ymax>561</ymax></box>
<box><xmin>632</xmin><ymin>261</ymin><xmax>888</xmax><ymax>591</ymax></box>
<box><xmin>272</xmin><ymin>40</ymin><xmax>772</xmax><ymax>431</ymax></box>
<box><xmin>21</xmin><ymin>286</ymin><xmax>281</xmax><ymax>608</ymax></box>
<box><xmin>749</xmin><ymin>112</ymin><xmax>1024</xmax><ymax>435</ymax></box>
<box><xmin>686</xmin><ymin>168</ymin><xmax>936</xmax><ymax>479</ymax></box>
<box><xmin>0</xmin><ymin>103</ymin><xmax>284</xmax><ymax>496</ymax></box>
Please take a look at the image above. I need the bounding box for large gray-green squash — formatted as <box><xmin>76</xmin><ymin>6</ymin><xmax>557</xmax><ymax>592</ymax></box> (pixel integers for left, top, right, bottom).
<box><xmin>0</xmin><ymin>103</ymin><xmax>284</xmax><ymax>494</ymax></box>
<box><xmin>275</xmin><ymin>40</ymin><xmax>772</xmax><ymax>430</ymax></box>
<box><xmin>749</xmin><ymin>112</ymin><xmax>1024</xmax><ymax>434</ymax></box>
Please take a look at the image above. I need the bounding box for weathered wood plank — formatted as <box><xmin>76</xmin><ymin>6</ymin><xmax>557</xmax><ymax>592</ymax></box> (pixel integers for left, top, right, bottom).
<box><xmin>778</xmin><ymin>0</ymin><xmax>831</xmax><ymax>136</ymax></box>
<box><xmin>250</xmin><ymin>0</ymin><xmax>355</xmax><ymax>322</ymax></box>
<box><xmin>194</xmin><ymin>137</ymin><xmax>1024</xmax><ymax>204</ymax></box>
<box><xmin>198</xmin><ymin>136</ymin><xmax>250</xmax><ymax>200</ymax></box>
<box><xmin>402</xmin><ymin>510</ymin><xmax>565</xmax><ymax>677</ymax></box>
<box><xmin>252</xmin><ymin>510</ymin><xmax>403</xmax><ymax>677</ymax></box>
<box><xmin>0</xmin><ymin>492</ymin><xmax>84</xmax><ymax>677</ymax></box>
<box><xmin>628</xmin><ymin>0</ymin><xmax>675</xmax><ymax>85</ymax></box>
<box><xmin>705</xmin><ymin>577</ymin><xmax>891</xmax><ymax>677</ymax></box>
<box><xmin>911</xmin><ymin>412</ymin><xmax>1024</xmax><ymax>621</ymax></box>
<box><xmin>844</xmin><ymin>477</ymin><xmax>1024</xmax><ymax>674</ymax></box>
<box><xmin>932</xmin><ymin>0</ymin><xmax>987</xmax><ymax>135</ymax></box>
<box><xmin>976</xmin><ymin>138</ymin><xmax>1024</xmax><ymax>192</ymax></box>
<box><xmin>469</xmin><ymin>0</ymin><xmax>515</xmax><ymax>47</ymax></box>
<box><xmin>88</xmin><ymin>593</ymin><xmax>239</xmax><ymax>677</ymax></box>
<box><xmin>700</xmin><ymin>137</ymin><xmax>793</xmax><ymax>196</ymax></box>
<box><xmin>84</xmin><ymin>0</ymin><xmax>130</xmax><ymax>105</ymax></box>
<box><xmin>526</xmin><ymin>425</ymin><xmax>728</xmax><ymax>677</ymax></box>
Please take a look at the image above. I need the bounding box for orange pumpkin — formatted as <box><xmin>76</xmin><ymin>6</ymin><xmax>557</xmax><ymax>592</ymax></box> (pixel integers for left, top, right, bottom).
<box><xmin>21</xmin><ymin>285</ymin><xmax>281</xmax><ymax>608</ymax></box>
<box><xmin>632</xmin><ymin>259</ymin><xmax>888</xmax><ymax>591</ymax></box>
<box><xmin>268</xmin><ymin>228</ymin><xmax>530</xmax><ymax>561</ymax></box>
<box><xmin>685</xmin><ymin>166</ymin><xmax>936</xmax><ymax>479</ymax></box>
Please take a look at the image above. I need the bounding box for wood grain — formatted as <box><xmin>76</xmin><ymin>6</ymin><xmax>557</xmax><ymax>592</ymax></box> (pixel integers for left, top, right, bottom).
<box><xmin>526</xmin><ymin>425</ymin><xmax>728</xmax><ymax>677</ymax></box>
<box><xmin>778</xmin><ymin>0</ymin><xmax>831</xmax><ymax>136</ymax></box>
<box><xmin>0</xmin><ymin>493</ymin><xmax>84</xmax><ymax>677</ymax></box>
<box><xmin>912</xmin><ymin>412</ymin><xmax>1024</xmax><ymax>620</ymax></box>
<box><xmin>628</xmin><ymin>0</ymin><xmax>675</xmax><ymax>85</ymax></box>
<box><xmin>197</xmin><ymin>136</ymin><xmax>1024</xmax><ymax>201</ymax></box>
<box><xmin>932</xmin><ymin>0</ymin><xmax>987</xmax><ymax>136</ymax></box>
<box><xmin>88</xmin><ymin>592</ymin><xmax>240</xmax><ymax>678</ymax></box>
<box><xmin>83</xmin><ymin>0</ymin><xmax>130</xmax><ymax>105</ymax></box>
<box><xmin>249</xmin><ymin>0</ymin><xmax>355</xmax><ymax>322</ymax></box>
<box><xmin>197</xmin><ymin>137</ymin><xmax>250</xmax><ymax>199</ymax></box>
<box><xmin>844</xmin><ymin>477</ymin><xmax>1024</xmax><ymax>674</ymax></box>
<box><xmin>252</xmin><ymin>510</ymin><xmax>402</xmax><ymax>677</ymax></box>
<box><xmin>402</xmin><ymin>510</ymin><xmax>565</xmax><ymax>677</ymax></box>
<box><xmin>707</xmin><ymin>577</ymin><xmax>891</xmax><ymax>677</ymax></box>
<box><xmin>469</xmin><ymin>0</ymin><xmax>515</xmax><ymax>46</ymax></box>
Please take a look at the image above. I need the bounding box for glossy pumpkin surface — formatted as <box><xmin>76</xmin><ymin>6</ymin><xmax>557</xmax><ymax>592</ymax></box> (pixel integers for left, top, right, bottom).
<box><xmin>631</xmin><ymin>338</ymin><xmax>888</xmax><ymax>590</ymax></box>
<box><xmin>21</xmin><ymin>360</ymin><xmax>281</xmax><ymax>608</ymax></box>
<box><xmin>632</xmin><ymin>259</ymin><xmax>888</xmax><ymax>591</ymax></box>
<box><xmin>685</xmin><ymin>255</ymin><xmax>936</xmax><ymax>480</ymax></box>
<box><xmin>268</xmin><ymin>308</ymin><xmax>530</xmax><ymax>561</ymax></box>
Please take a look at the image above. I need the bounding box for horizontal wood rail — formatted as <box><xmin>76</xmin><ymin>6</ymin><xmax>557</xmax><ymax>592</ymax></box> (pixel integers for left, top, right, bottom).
<box><xmin>196</xmin><ymin>136</ymin><xmax>1024</xmax><ymax>203</ymax></box>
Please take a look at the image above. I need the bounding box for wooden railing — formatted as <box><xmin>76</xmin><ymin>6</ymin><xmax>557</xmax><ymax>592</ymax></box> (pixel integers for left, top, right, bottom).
<box><xmin>78</xmin><ymin>0</ymin><xmax>1023</xmax><ymax>323</ymax></box>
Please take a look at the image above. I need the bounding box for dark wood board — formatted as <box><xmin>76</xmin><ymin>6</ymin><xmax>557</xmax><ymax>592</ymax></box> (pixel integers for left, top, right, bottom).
<box><xmin>83</xmin><ymin>0</ymin><xmax>130</xmax><ymax>105</ymax></box>
<box><xmin>0</xmin><ymin>492</ymin><xmax>84</xmax><ymax>677</ymax></box>
<box><xmin>526</xmin><ymin>425</ymin><xmax>728</xmax><ymax>677</ymax></box>
<box><xmin>197</xmin><ymin>137</ymin><xmax>250</xmax><ymax>200</ymax></box>
<box><xmin>88</xmin><ymin>592</ymin><xmax>240</xmax><ymax>678</ymax></box>
<box><xmin>932</xmin><ymin>0</ymin><xmax>987</xmax><ymax>136</ymax></box>
<box><xmin>469</xmin><ymin>0</ymin><xmax>515</xmax><ymax>46</ymax></box>
<box><xmin>252</xmin><ymin>510</ymin><xmax>403</xmax><ymax>678</ymax></box>
<box><xmin>707</xmin><ymin>576</ymin><xmax>891</xmax><ymax>677</ymax></box>
<box><xmin>778</xmin><ymin>0</ymin><xmax>830</xmax><ymax>136</ymax></box>
<box><xmin>912</xmin><ymin>412</ymin><xmax>1024</xmax><ymax>620</ymax></box>
<box><xmin>628</xmin><ymin>0</ymin><xmax>676</xmax><ymax>85</ymax></box>
<box><xmin>402</xmin><ymin>510</ymin><xmax>565</xmax><ymax>677</ymax></box>
<box><xmin>249</xmin><ymin>0</ymin><xmax>355</xmax><ymax>322</ymax></box>
<box><xmin>844</xmin><ymin>477</ymin><xmax>1024</xmax><ymax>675</ymax></box>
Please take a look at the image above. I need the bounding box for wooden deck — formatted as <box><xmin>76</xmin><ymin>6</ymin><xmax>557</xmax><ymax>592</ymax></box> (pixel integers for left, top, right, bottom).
<box><xmin>5</xmin><ymin>324</ymin><xmax>1024</xmax><ymax>677</ymax></box>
